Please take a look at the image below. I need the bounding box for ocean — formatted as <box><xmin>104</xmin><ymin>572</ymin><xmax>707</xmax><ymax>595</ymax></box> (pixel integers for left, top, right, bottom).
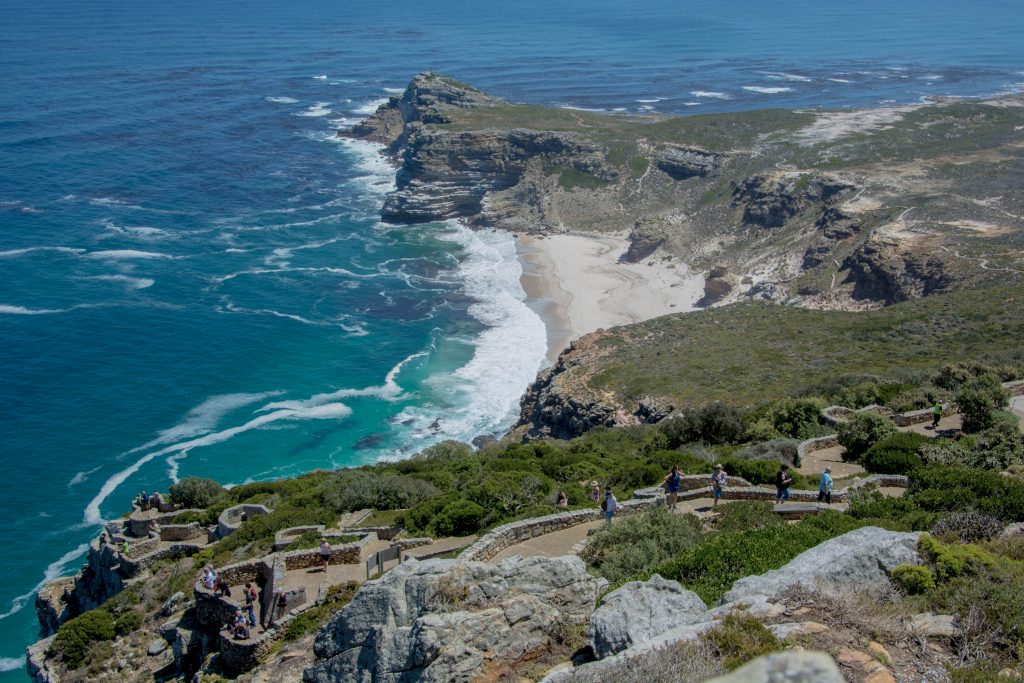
<box><xmin>1</xmin><ymin>0</ymin><xmax>1022</xmax><ymax>676</ymax></box>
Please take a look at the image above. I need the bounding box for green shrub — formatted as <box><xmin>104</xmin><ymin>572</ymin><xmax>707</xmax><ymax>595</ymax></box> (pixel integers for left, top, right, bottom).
<box><xmin>650</xmin><ymin>512</ymin><xmax>864</xmax><ymax>604</ymax></box>
<box><xmin>319</xmin><ymin>471</ymin><xmax>440</xmax><ymax>512</ymax></box>
<box><xmin>281</xmin><ymin>582</ymin><xmax>358</xmax><ymax>643</ymax></box>
<box><xmin>932</xmin><ymin>512</ymin><xmax>1005</xmax><ymax>543</ymax></box>
<box><xmin>54</xmin><ymin>610</ymin><xmax>116</xmax><ymax>669</ymax></box>
<box><xmin>847</xmin><ymin>490</ymin><xmax>938</xmax><ymax>529</ymax></box>
<box><xmin>890</xmin><ymin>564</ymin><xmax>935</xmax><ymax>594</ymax></box>
<box><xmin>702</xmin><ymin>612</ymin><xmax>783</xmax><ymax>670</ymax></box>
<box><xmin>861</xmin><ymin>432</ymin><xmax>929</xmax><ymax>474</ymax></box>
<box><xmin>582</xmin><ymin>507</ymin><xmax>703</xmax><ymax>585</ymax></box>
<box><xmin>713</xmin><ymin>501</ymin><xmax>784</xmax><ymax>533</ymax></box>
<box><xmin>919</xmin><ymin>534</ymin><xmax>998</xmax><ymax>581</ymax></box>
<box><xmin>837</xmin><ymin>412</ymin><xmax>898</xmax><ymax>459</ymax></box>
<box><xmin>732</xmin><ymin>439</ymin><xmax>801</xmax><ymax>466</ymax></box>
<box><xmin>169</xmin><ymin>477</ymin><xmax>226</xmax><ymax>509</ymax></box>
<box><xmin>956</xmin><ymin>373</ymin><xmax>1010</xmax><ymax>433</ymax></box>
<box><xmin>909</xmin><ymin>465</ymin><xmax>1024</xmax><ymax>521</ymax></box>
<box><xmin>113</xmin><ymin>611</ymin><xmax>142</xmax><ymax>636</ymax></box>
<box><xmin>764</xmin><ymin>398</ymin><xmax>826</xmax><ymax>439</ymax></box>
<box><xmin>660</xmin><ymin>403</ymin><xmax>747</xmax><ymax>447</ymax></box>
<box><xmin>966</xmin><ymin>420</ymin><xmax>1024</xmax><ymax>470</ymax></box>
<box><xmin>433</xmin><ymin>499</ymin><xmax>486</xmax><ymax>536</ymax></box>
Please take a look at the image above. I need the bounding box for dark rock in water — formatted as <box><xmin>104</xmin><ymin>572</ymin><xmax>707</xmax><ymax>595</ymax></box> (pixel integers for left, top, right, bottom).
<box><xmin>471</xmin><ymin>434</ymin><xmax>498</xmax><ymax>449</ymax></box>
<box><xmin>429</xmin><ymin>418</ymin><xmax>442</xmax><ymax>432</ymax></box>
<box><xmin>353</xmin><ymin>433</ymin><xmax>385</xmax><ymax>450</ymax></box>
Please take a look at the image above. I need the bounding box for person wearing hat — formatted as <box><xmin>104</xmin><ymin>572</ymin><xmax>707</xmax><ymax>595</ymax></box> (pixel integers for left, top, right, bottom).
<box><xmin>711</xmin><ymin>464</ymin><xmax>727</xmax><ymax>506</ymax></box>
<box><xmin>601</xmin><ymin>486</ymin><xmax>618</xmax><ymax>525</ymax></box>
<box><xmin>818</xmin><ymin>467</ymin><xmax>834</xmax><ymax>505</ymax></box>
<box><xmin>588</xmin><ymin>481</ymin><xmax>601</xmax><ymax>504</ymax></box>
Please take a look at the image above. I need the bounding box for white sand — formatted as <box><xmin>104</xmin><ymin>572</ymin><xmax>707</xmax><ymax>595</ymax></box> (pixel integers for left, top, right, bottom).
<box><xmin>518</xmin><ymin>233</ymin><xmax>705</xmax><ymax>360</ymax></box>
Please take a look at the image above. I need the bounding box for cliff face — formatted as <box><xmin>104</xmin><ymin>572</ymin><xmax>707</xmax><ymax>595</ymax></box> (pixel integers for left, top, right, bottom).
<box><xmin>347</xmin><ymin>74</ymin><xmax>1024</xmax><ymax>313</ymax></box>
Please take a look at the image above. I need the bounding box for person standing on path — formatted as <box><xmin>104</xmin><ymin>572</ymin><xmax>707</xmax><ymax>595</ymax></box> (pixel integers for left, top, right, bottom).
<box><xmin>319</xmin><ymin>539</ymin><xmax>331</xmax><ymax>572</ymax></box>
<box><xmin>663</xmin><ymin>465</ymin><xmax>682</xmax><ymax>510</ymax></box>
<box><xmin>818</xmin><ymin>467</ymin><xmax>834</xmax><ymax>505</ymax></box>
<box><xmin>556</xmin><ymin>490</ymin><xmax>568</xmax><ymax>508</ymax></box>
<box><xmin>775</xmin><ymin>464</ymin><xmax>793</xmax><ymax>504</ymax></box>
<box><xmin>589</xmin><ymin>481</ymin><xmax>601</xmax><ymax>504</ymax></box>
<box><xmin>711</xmin><ymin>464</ymin><xmax>727</xmax><ymax>506</ymax></box>
<box><xmin>931</xmin><ymin>402</ymin><xmax>942</xmax><ymax>429</ymax></box>
<box><xmin>243</xmin><ymin>581</ymin><xmax>257</xmax><ymax>627</ymax></box>
<box><xmin>602</xmin><ymin>487</ymin><xmax>618</xmax><ymax>525</ymax></box>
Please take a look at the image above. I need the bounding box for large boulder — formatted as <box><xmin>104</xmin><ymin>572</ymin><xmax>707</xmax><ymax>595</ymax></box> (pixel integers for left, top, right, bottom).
<box><xmin>702</xmin><ymin>651</ymin><xmax>844</xmax><ymax>683</ymax></box>
<box><xmin>304</xmin><ymin>555</ymin><xmax>602</xmax><ymax>683</ymax></box>
<box><xmin>722</xmin><ymin>527</ymin><xmax>920</xmax><ymax>604</ymax></box>
<box><xmin>591</xmin><ymin>575</ymin><xmax>707</xmax><ymax>658</ymax></box>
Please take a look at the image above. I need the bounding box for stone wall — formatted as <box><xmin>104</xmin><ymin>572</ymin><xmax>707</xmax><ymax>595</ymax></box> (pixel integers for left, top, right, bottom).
<box><xmin>394</xmin><ymin>537</ymin><xmax>432</xmax><ymax>550</ymax></box>
<box><xmin>273</xmin><ymin>525</ymin><xmax>324</xmax><ymax>552</ymax></box>
<box><xmin>122</xmin><ymin>536</ymin><xmax>160</xmax><ymax>558</ymax></box>
<box><xmin>126</xmin><ymin>508</ymin><xmax>203</xmax><ymax>538</ymax></box>
<box><xmin>159</xmin><ymin>523</ymin><xmax>205</xmax><ymax>542</ymax></box>
<box><xmin>281</xmin><ymin>535</ymin><xmax>370</xmax><ymax>571</ymax></box>
<box><xmin>797</xmin><ymin>434</ymin><xmax>839</xmax><ymax>463</ymax></box>
<box><xmin>216</xmin><ymin>504</ymin><xmax>271</xmax><ymax>540</ymax></box>
<box><xmin>341</xmin><ymin>524</ymin><xmax>402</xmax><ymax>540</ymax></box>
<box><xmin>213</xmin><ymin>557</ymin><xmax>271</xmax><ymax>587</ymax></box>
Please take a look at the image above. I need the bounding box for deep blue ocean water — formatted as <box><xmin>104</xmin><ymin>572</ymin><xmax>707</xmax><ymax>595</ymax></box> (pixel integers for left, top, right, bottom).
<box><xmin>1</xmin><ymin>0</ymin><xmax>1022</xmax><ymax>676</ymax></box>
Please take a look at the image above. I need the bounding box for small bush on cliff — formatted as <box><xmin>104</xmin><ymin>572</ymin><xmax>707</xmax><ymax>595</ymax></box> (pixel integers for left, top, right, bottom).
<box><xmin>861</xmin><ymin>431</ymin><xmax>929</xmax><ymax>474</ymax></box>
<box><xmin>891</xmin><ymin>564</ymin><xmax>935</xmax><ymax>594</ymax></box>
<box><xmin>837</xmin><ymin>412</ymin><xmax>897</xmax><ymax>460</ymax></box>
<box><xmin>53</xmin><ymin>610</ymin><xmax>116</xmax><ymax>669</ymax></box>
<box><xmin>169</xmin><ymin>476</ymin><xmax>226</xmax><ymax>509</ymax></box>
<box><xmin>701</xmin><ymin>612</ymin><xmax>784</xmax><ymax>670</ymax></box>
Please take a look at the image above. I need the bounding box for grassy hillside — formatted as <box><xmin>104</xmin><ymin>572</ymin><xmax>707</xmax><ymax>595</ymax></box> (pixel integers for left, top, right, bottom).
<box><xmin>581</xmin><ymin>284</ymin><xmax>1024</xmax><ymax>407</ymax></box>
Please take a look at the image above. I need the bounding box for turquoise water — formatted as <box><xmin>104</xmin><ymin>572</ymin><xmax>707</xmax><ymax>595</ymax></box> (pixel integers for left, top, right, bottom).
<box><xmin>2</xmin><ymin>0</ymin><xmax>1023</xmax><ymax>676</ymax></box>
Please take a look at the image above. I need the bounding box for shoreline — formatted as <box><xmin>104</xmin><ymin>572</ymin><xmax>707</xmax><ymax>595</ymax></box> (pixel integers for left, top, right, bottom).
<box><xmin>517</xmin><ymin>232</ymin><xmax>705</xmax><ymax>362</ymax></box>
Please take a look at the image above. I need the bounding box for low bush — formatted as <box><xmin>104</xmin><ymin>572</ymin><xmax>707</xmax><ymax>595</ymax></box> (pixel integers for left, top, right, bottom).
<box><xmin>956</xmin><ymin>373</ymin><xmax>1010</xmax><ymax>433</ymax></box>
<box><xmin>583</xmin><ymin>507</ymin><xmax>703</xmax><ymax>585</ymax></box>
<box><xmin>701</xmin><ymin>612</ymin><xmax>783</xmax><ymax>670</ymax></box>
<box><xmin>732</xmin><ymin>439</ymin><xmax>801</xmax><ymax>466</ymax></box>
<box><xmin>891</xmin><ymin>564</ymin><xmax>935</xmax><ymax>594</ymax></box>
<box><xmin>919</xmin><ymin>534</ymin><xmax>998</xmax><ymax>581</ymax></box>
<box><xmin>837</xmin><ymin>413</ymin><xmax>898</xmax><ymax>460</ymax></box>
<box><xmin>113</xmin><ymin>610</ymin><xmax>142</xmax><ymax>636</ymax></box>
<box><xmin>53</xmin><ymin>610</ymin><xmax>116</xmax><ymax>669</ymax></box>
<box><xmin>932</xmin><ymin>512</ymin><xmax>1005</xmax><ymax>543</ymax></box>
<box><xmin>660</xmin><ymin>403</ymin><xmax>747</xmax><ymax>447</ymax></box>
<box><xmin>713</xmin><ymin>501</ymin><xmax>783</xmax><ymax>533</ymax></box>
<box><xmin>650</xmin><ymin>512</ymin><xmax>864</xmax><ymax>604</ymax></box>
<box><xmin>763</xmin><ymin>398</ymin><xmax>827</xmax><ymax>440</ymax></box>
<box><xmin>169</xmin><ymin>477</ymin><xmax>226</xmax><ymax>509</ymax></box>
<box><xmin>433</xmin><ymin>499</ymin><xmax>486</xmax><ymax>536</ymax></box>
<box><xmin>861</xmin><ymin>432</ymin><xmax>929</xmax><ymax>474</ymax></box>
<box><xmin>910</xmin><ymin>465</ymin><xmax>1024</xmax><ymax>521</ymax></box>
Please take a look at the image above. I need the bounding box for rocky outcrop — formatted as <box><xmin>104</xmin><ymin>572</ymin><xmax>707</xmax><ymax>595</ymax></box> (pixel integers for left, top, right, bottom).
<box><xmin>844</xmin><ymin>236</ymin><xmax>960</xmax><ymax>304</ymax></box>
<box><xmin>732</xmin><ymin>173</ymin><xmax>856</xmax><ymax>229</ymax></box>
<box><xmin>591</xmin><ymin>575</ymin><xmax>707</xmax><ymax>658</ymax></box>
<box><xmin>723</xmin><ymin>527</ymin><xmax>921</xmax><ymax>604</ymax></box>
<box><xmin>653</xmin><ymin>145</ymin><xmax>726</xmax><ymax>180</ymax></box>
<box><xmin>304</xmin><ymin>555</ymin><xmax>602</xmax><ymax>683</ymax></box>
<box><xmin>703</xmin><ymin>651</ymin><xmax>845</xmax><ymax>683</ymax></box>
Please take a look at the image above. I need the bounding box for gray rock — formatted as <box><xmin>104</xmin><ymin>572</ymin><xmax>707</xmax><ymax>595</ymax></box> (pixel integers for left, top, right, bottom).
<box><xmin>1001</xmin><ymin>522</ymin><xmax>1024</xmax><ymax>539</ymax></box>
<box><xmin>722</xmin><ymin>527</ymin><xmax>921</xmax><ymax>604</ymax></box>
<box><xmin>591</xmin><ymin>575</ymin><xmax>707</xmax><ymax>658</ymax></box>
<box><xmin>702</xmin><ymin>650</ymin><xmax>844</xmax><ymax>683</ymax></box>
<box><xmin>160</xmin><ymin>590</ymin><xmax>186</xmax><ymax>616</ymax></box>
<box><xmin>158</xmin><ymin>618</ymin><xmax>179</xmax><ymax>643</ymax></box>
<box><xmin>910</xmin><ymin>612</ymin><xmax>957</xmax><ymax>637</ymax></box>
<box><xmin>304</xmin><ymin>555</ymin><xmax>602</xmax><ymax>683</ymax></box>
<box><xmin>147</xmin><ymin>639</ymin><xmax>168</xmax><ymax>656</ymax></box>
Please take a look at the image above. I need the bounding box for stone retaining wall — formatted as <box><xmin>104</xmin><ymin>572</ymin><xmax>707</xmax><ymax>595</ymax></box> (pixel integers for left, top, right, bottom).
<box><xmin>341</xmin><ymin>524</ymin><xmax>402</xmax><ymax>540</ymax></box>
<box><xmin>127</xmin><ymin>508</ymin><xmax>203</xmax><ymax>538</ymax></box>
<box><xmin>217</xmin><ymin>504</ymin><xmax>272</xmax><ymax>539</ymax></box>
<box><xmin>394</xmin><ymin>537</ymin><xmax>432</xmax><ymax>550</ymax></box>
<box><xmin>273</xmin><ymin>525</ymin><xmax>324</xmax><ymax>552</ymax></box>
<box><xmin>281</xmin><ymin>535</ymin><xmax>370</xmax><ymax>571</ymax></box>
<box><xmin>120</xmin><ymin>542</ymin><xmax>206</xmax><ymax>578</ymax></box>
<box><xmin>122</xmin><ymin>536</ymin><xmax>160</xmax><ymax>558</ymax></box>
<box><xmin>159</xmin><ymin>522</ymin><xmax>205</xmax><ymax>542</ymax></box>
<box><xmin>797</xmin><ymin>434</ymin><xmax>839</xmax><ymax>462</ymax></box>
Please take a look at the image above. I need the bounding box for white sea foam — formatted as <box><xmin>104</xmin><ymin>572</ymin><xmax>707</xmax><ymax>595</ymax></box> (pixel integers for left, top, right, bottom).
<box><xmin>313</xmin><ymin>75</ymin><xmax>327</xmax><ymax>80</ymax></box>
<box><xmin>690</xmin><ymin>91</ymin><xmax>731</xmax><ymax>99</ymax></box>
<box><xmin>0</xmin><ymin>304</ymin><xmax>67</xmax><ymax>315</ymax></box>
<box><xmin>84</xmin><ymin>249</ymin><xmax>175</xmax><ymax>260</ymax></box>
<box><xmin>636</xmin><ymin>97</ymin><xmax>665</xmax><ymax>103</ymax></box>
<box><xmin>211</xmin><ymin>264</ymin><xmax>374</xmax><ymax>284</ymax></box>
<box><xmin>684</xmin><ymin>102</ymin><xmax>702</xmax><ymax>106</ymax></box>
<box><xmin>557</xmin><ymin>105</ymin><xmax>607</xmax><ymax>112</ymax></box>
<box><xmin>386</xmin><ymin>222</ymin><xmax>546</xmax><ymax>449</ymax></box>
<box><xmin>828</xmin><ymin>78</ymin><xmax>854</xmax><ymax>83</ymax></box>
<box><xmin>221</xmin><ymin>301</ymin><xmax>366</xmax><ymax>333</ymax></box>
<box><xmin>98</xmin><ymin>220</ymin><xmax>174</xmax><ymax>241</ymax></box>
<box><xmin>297</xmin><ymin>102</ymin><xmax>332</xmax><ymax>117</ymax></box>
<box><xmin>68</xmin><ymin>466</ymin><xmax>101</xmax><ymax>487</ymax></box>
<box><xmin>0</xmin><ymin>657</ymin><xmax>23</xmax><ymax>672</ymax></box>
<box><xmin>335</xmin><ymin>138</ymin><xmax>397</xmax><ymax>196</ymax></box>
<box><xmin>383</xmin><ymin>87</ymin><xmax>405</xmax><ymax>94</ymax></box>
<box><xmin>762</xmin><ymin>71</ymin><xmax>812</xmax><ymax>82</ymax></box>
<box><xmin>921</xmin><ymin>74</ymin><xmax>943</xmax><ymax>81</ymax></box>
<box><xmin>742</xmin><ymin>86</ymin><xmax>793</xmax><ymax>94</ymax></box>
<box><xmin>84</xmin><ymin>400</ymin><xmax>350</xmax><ymax>525</ymax></box>
<box><xmin>85</xmin><ymin>274</ymin><xmax>155</xmax><ymax>290</ymax></box>
<box><xmin>0</xmin><ymin>246</ymin><xmax>84</xmax><ymax>258</ymax></box>
<box><xmin>266</xmin><ymin>96</ymin><xmax>299</xmax><ymax>104</ymax></box>
<box><xmin>353</xmin><ymin>98</ymin><xmax>388</xmax><ymax>115</ymax></box>
<box><xmin>0</xmin><ymin>542</ymin><xmax>88</xmax><ymax>622</ymax></box>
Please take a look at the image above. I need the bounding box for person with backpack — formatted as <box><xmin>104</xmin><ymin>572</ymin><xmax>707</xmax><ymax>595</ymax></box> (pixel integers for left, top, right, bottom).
<box><xmin>243</xmin><ymin>581</ymin><xmax>258</xmax><ymax>627</ymax></box>
<box><xmin>711</xmin><ymin>464</ymin><xmax>727</xmax><ymax>507</ymax></box>
<box><xmin>319</xmin><ymin>539</ymin><xmax>331</xmax><ymax>572</ymax></box>
<box><xmin>775</xmin><ymin>464</ymin><xmax>793</xmax><ymax>504</ymax></box>
<box><xmin>601</xmin><ymin>487</ymin><xmax>618</xmax><ymax>525</ymax></box>
<box><xmin>663</xmin><ymin>465</ymin><xmax>683</xmax><ymax>511</ymax></box>
<box><xmin>931</xmin><ymin>402</ymin><xmax>942</xmax><ymax>429</ymax></box>
<box><xmin>818</xmin><ymin>467</ymin><xmax>834</xmax><ymax>505</ymax></box>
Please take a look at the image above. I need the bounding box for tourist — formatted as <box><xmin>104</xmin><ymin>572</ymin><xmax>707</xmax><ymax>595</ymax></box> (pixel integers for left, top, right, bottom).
<box><xmin>203</xmin><ymin>564</ymin><xmax>217</xmax><ymax>591</ymax></box>
<box><xmin>217</xmin><ymin>577</ymin><xmax>231</xmax><ymax>597</ymax></box>
<box><xmin>320</xmin><ymin>539</ymin><xmax>331</xmax><ymax>572</ymax></box>
<box><xmin>98</xmin><ymin>532</ymin><xmax>107</xmax><ymax>546</ymax></box>
<box><xmin>140</xmin><ymin>491</ymin><xmax>150</xmax><ymax>511</ymax></box>
<box><xmin>121</xmin><ymin>540</ymin><xmax>130</xmax><ymax>555</ymax></box>
<box><xmin>589</xmin><ymin>481</ymin><xmax>601</xmax><ymax>504</ymax></box>
<box><xmin>663</xmin><ymin>465</ymin><xmax>682</xmax><ymax>511</ymax></box>
<box><xmin>556</xmin><ymin>490</ymin><xmax>568</xmax><ymax>508</ymax></box>
<box><xmin>243</xmin><ymin>582</ymin><xmax>258</xmax><ymax>627</ymax></box>
<box><xmin>774</xmin><ymin>464</ymin><xmax>793</xmax><ymax>504</ymax></box>
<box><xmin>818</xmin><ymin>467</ymin><xmax>834</xmax><ymax>505</ymax></box>
<box><xmin>931</xmin><ymin>401</ymin><xmax>942</xmax><ymax>429</ymax></box>
<box><xmin>233</xmin><ymin>608</ymin><xmax>250</xmax><ymax>640</ymax></box>
<box><xmin>602</xmin><ymin>486</ymin><xmax>618</xmax><ymax>525</ymax></box>
<box><xmin>711</xmin><ymin>464</ymin><xmax>727</xmax><ymax>507</ymax></box>
<box><xmin>150</xmin><ymin>490</ymin><xmax>163</xmax><ymax>511</ymax></box>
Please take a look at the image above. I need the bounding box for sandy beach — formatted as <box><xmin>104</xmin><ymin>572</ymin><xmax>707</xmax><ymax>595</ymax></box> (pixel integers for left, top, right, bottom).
<box><xmin>518</xmin><ymin>233</ymin><xmax>705</xmax><ymax>360</ymax></box>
